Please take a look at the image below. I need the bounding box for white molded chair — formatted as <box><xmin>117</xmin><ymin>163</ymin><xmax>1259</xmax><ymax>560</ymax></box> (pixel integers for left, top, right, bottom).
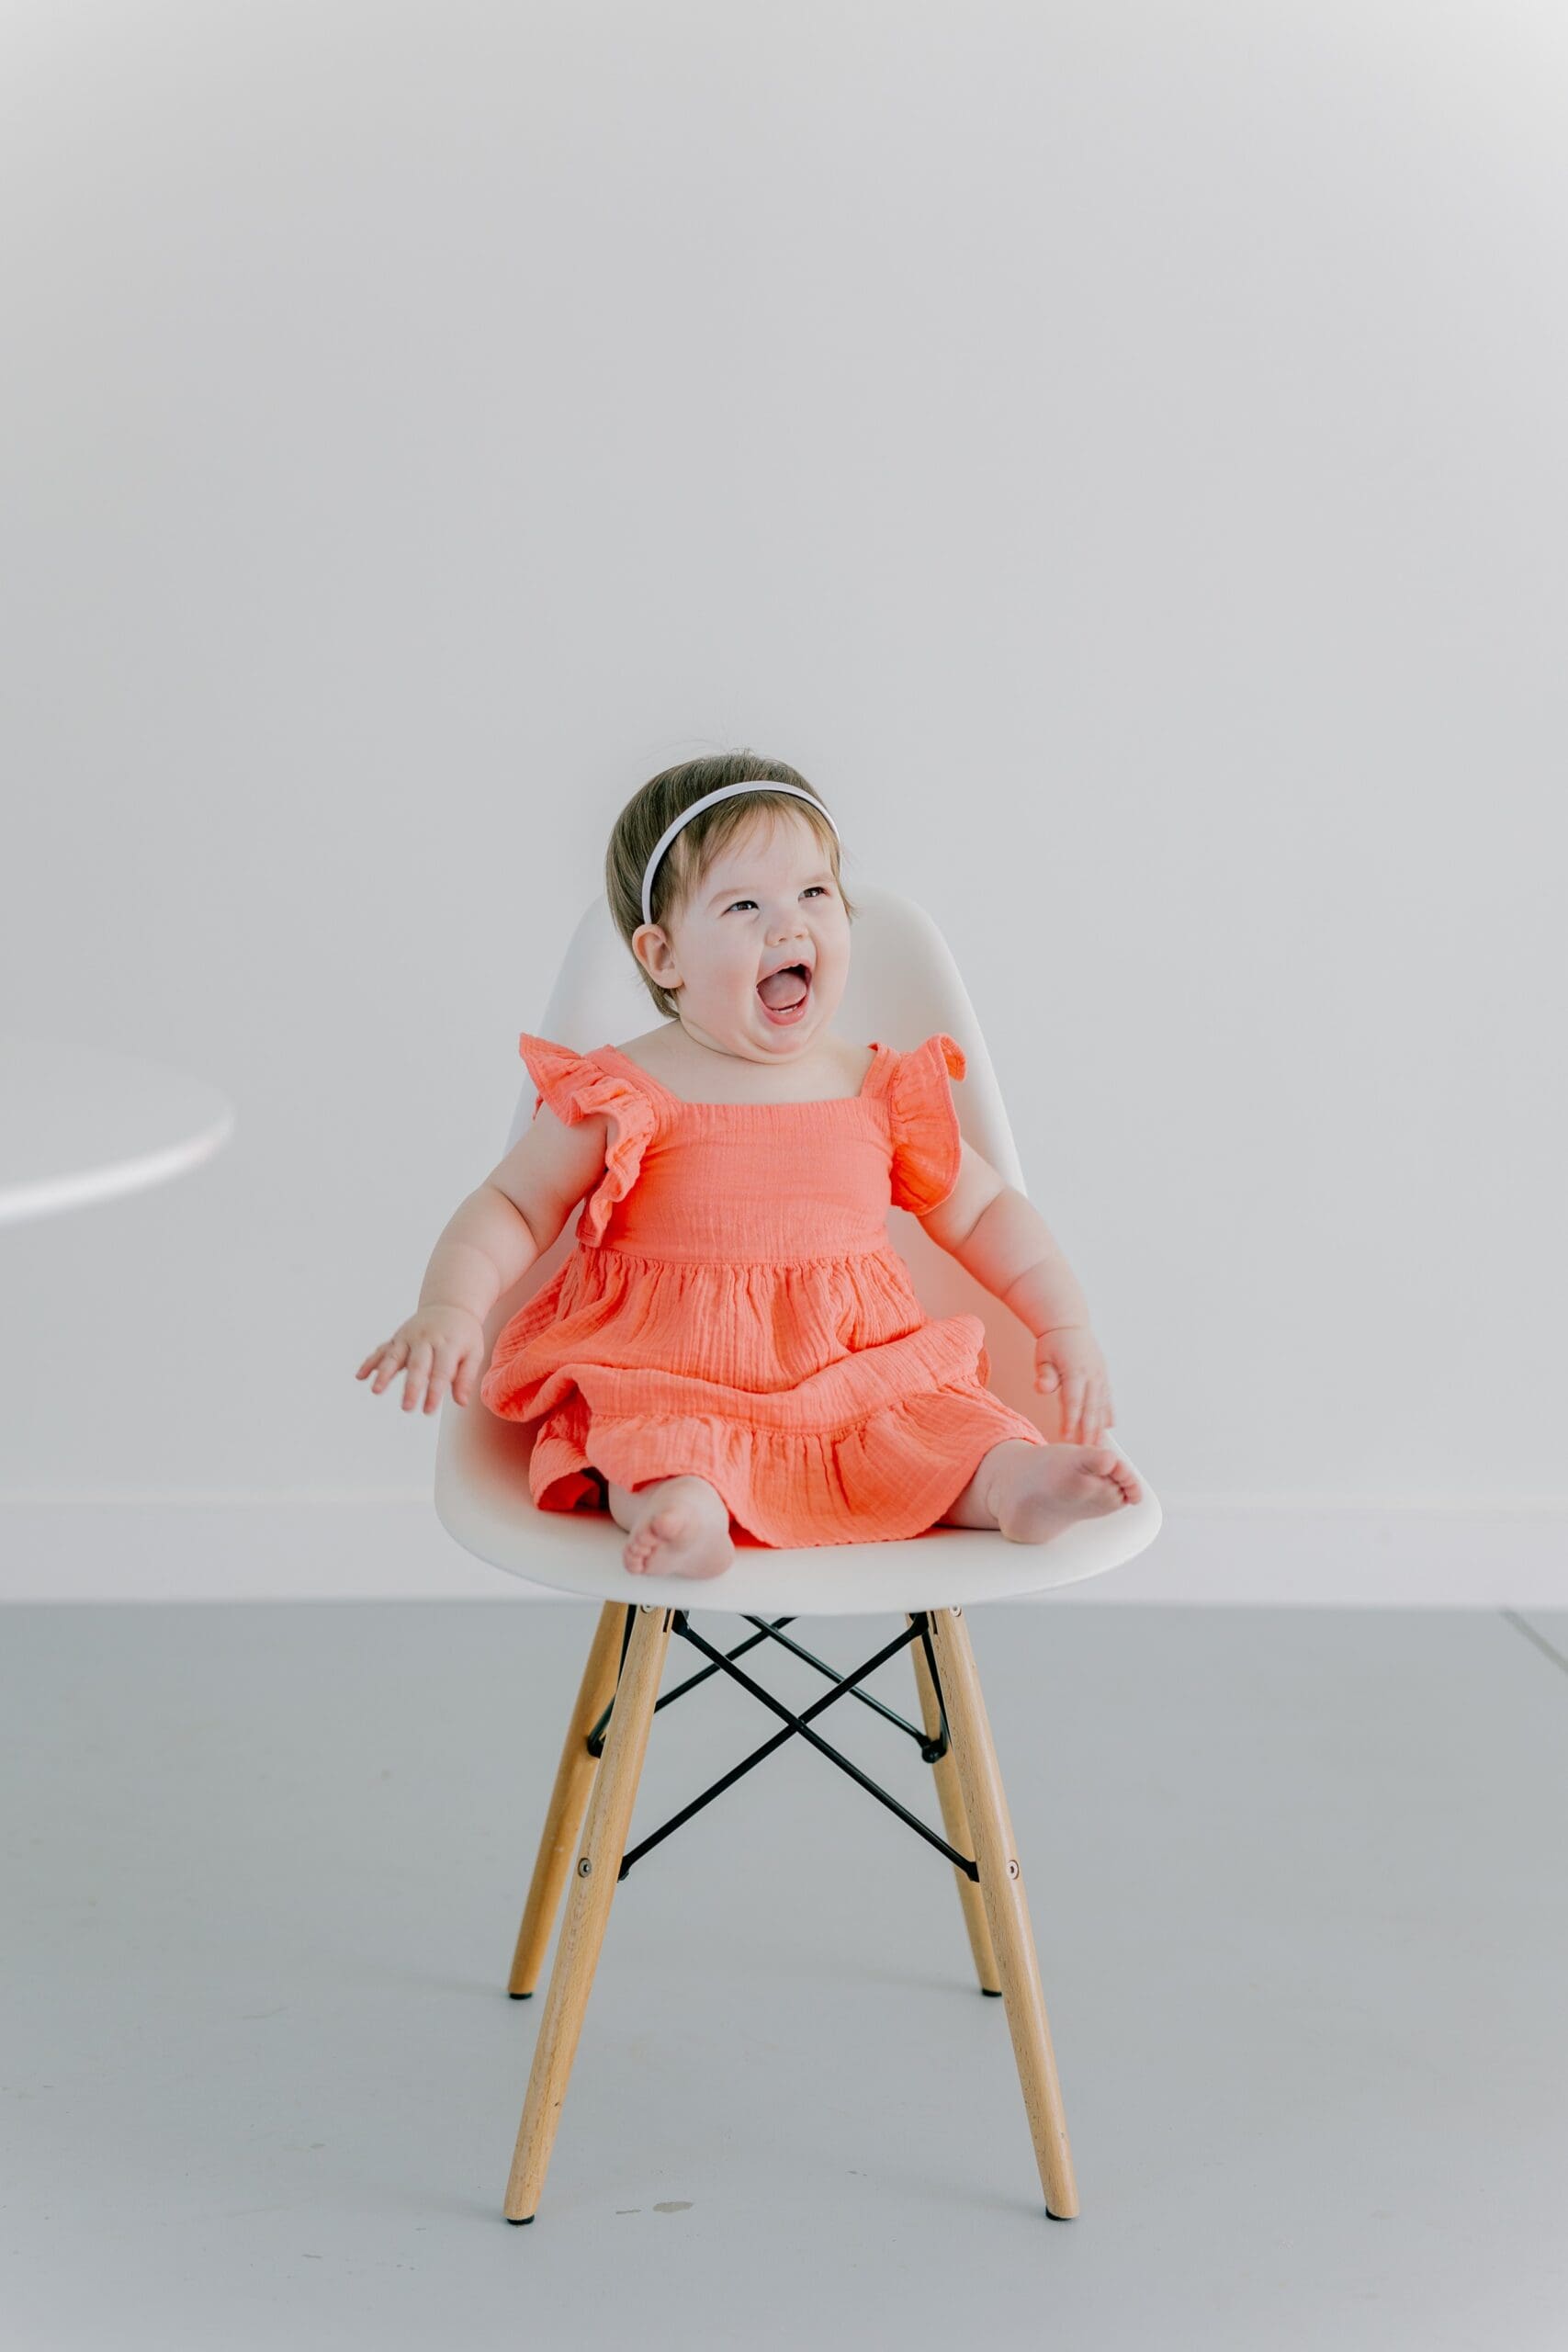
<box><xmin>434</xmin><ymin>880</ymin><xmax>1162</xmax><ymax>2224</ymax></box>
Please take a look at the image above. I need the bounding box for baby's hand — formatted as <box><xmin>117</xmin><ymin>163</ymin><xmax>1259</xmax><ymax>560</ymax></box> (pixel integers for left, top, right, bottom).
<box><xmin>355</xmin><ymin>1305</ymin><xmax>487</xmax><ymax>1416</ymax></box>
<box><xmin>1033</xmin><ymin>1323</ymin><xmax>1115</xmax><ymax>1446</ymax></box>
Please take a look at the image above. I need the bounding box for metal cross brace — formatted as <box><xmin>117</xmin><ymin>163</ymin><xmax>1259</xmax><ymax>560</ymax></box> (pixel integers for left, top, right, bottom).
<box><xmin>584</xmin><ymin>1607</ymin><xmax>978</xmax><ymax>1885</ymax></box>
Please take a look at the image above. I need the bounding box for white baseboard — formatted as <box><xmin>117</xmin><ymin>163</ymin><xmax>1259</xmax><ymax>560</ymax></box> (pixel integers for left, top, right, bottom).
<box><xmin>0</xmin><ymin>1495</ymin><xmax>1564</xmax><ymax>1606</ymax></box>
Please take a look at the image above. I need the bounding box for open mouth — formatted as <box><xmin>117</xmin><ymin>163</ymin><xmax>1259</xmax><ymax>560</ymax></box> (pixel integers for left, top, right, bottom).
<box><xmin>756</xmin><ymin>964</ymin><xmax>812</xmax><ymax>1024</ymax></box>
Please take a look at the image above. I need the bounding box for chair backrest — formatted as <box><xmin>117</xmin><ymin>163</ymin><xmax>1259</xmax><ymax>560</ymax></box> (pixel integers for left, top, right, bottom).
<box><xmin>480</xmin><ymin>879</ymin><xmax>1052</xmax><ymax>1436</ymax></box>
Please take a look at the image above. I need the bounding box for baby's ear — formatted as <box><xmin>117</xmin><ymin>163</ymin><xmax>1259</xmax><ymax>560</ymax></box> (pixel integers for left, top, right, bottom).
<box><xmin>631</xmin><ymin>920</ymin><xmax>669</xmax><ymax>955</ymax></box>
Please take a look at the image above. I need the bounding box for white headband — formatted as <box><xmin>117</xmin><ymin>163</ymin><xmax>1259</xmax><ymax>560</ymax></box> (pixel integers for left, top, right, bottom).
<box><xmin>640</xmin><ymin>781</ymin><xmax>841</xmax><ymax>930</ymax></box>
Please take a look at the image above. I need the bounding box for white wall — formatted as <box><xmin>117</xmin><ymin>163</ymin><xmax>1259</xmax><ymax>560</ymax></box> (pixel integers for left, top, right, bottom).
<box><xmin>4</xmin><ymin>2</ymin><xmax>1563</xmax><ymax>1596</ymax></box>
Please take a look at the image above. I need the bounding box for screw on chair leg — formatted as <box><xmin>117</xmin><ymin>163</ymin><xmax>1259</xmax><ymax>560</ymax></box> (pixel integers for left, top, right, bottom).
<box><xmin>505</xmin><ymin>1601</ymin><xmax>627</xmax><ymax>1999</ymax></box>
<box><xmin>502</xmin><ymin>1603</ymin><xmax>673</xmax><ymax>2226</ymax></box>
<box><xmin>907</xmin><ymin>1612</ymin><xmax>1002</xmax><ymax>1996</ymax></box>
<box><xmin>924</xmin><ymin>1606</ymin><xmax>1081</xmax><ymax>2222</ymax></box>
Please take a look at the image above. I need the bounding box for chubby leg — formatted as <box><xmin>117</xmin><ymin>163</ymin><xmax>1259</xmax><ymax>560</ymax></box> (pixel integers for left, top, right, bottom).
<box><xmin>940</xmin><ymin>1437</ymin><xmax>1143</xmax><ymax>1544</ymax></box>
<box><xmin>602</xmin><ymin>1471</ymin><xmax>736</xmax><ymax>1581</ymax></box>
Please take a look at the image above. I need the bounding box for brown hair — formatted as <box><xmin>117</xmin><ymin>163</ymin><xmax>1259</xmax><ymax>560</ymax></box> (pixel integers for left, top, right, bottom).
<box><xmin>605</xmin><ymin>749</ymin><xmax>856</xmax><ymax>1023</ymax></box>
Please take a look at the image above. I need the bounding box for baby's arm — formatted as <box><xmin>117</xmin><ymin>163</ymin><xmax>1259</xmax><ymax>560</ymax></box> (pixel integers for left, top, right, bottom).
<box><xmin>919</xmin><ymin>1142</ymin><xmax>1114</xmax><ymax>1442</ymax></box>
<box><xmin>355</xmin><ymin>1102</ymin><xmax>611</xmax><ymax>1415</ymax></box>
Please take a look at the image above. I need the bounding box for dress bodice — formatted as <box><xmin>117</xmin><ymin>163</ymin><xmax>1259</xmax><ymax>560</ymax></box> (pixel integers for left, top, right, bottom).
<box><xmin>516</xmin><ymin>1030</ymin><xmax>969</xmax><ymax>1262</ymax></box>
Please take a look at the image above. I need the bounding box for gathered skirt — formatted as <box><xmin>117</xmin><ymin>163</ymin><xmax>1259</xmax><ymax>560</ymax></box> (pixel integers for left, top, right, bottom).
<box><xmin>482</xmin><ymin>1241</ymin><xmax>1049</xmax><ymax>1550</ymax></box>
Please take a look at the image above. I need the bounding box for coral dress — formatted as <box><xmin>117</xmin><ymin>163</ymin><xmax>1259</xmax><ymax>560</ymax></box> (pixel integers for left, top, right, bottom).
<box><xmin>479</xmin><ymin>1031</ymin><xmax>1048</xmax><ymax>1549</ymax></box>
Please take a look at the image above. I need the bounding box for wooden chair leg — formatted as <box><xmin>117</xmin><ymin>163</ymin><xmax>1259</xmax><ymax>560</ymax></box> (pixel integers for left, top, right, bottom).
<box><xmin>908</xmin><ymin>1612</ymin><xmax>1001</xmax><ymax>1996</ymax></box>
<box><xmin>503</xmin><ymin>1602</ymin><xmax>673</xmax><ymax>2224</ymax></box>
<box><xmin>506</xmin><ymin>1601</ymin><xmax>628</xmax><ymax>1998</ymax></box>
<box><xmin>925</xmin><ymin>1604</ymin><xmax>1080</xmax><ymax>2221</ymax></box>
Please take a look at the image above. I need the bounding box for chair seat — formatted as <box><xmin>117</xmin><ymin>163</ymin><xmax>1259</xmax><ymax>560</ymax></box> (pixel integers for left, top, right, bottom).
<box><xmin>437</xmin><ymin>880</ymin><xmax>1162</xmax><ymax>1618</ymax></box>
<box><xmin>434</xmin><ymin>1399</ymin><xmax>1161</xmax><ymax>1615</ymax></box>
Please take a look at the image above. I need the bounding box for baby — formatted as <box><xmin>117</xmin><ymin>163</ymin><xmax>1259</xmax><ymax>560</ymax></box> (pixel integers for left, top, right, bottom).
<box><xmin>356</xmin><ymin>760</ymin><xmax>1142</xmax><ymax>1580</ymax></box>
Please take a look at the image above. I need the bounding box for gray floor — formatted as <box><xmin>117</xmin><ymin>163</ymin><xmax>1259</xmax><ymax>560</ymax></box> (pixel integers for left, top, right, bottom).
<box><xmin>5</xmin><ymin>1597</ymin><xmax>1567</xmax><ymax>2350</ymax></box>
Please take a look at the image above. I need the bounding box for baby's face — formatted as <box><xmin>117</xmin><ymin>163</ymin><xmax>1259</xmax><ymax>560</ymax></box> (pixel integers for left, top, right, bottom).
<box><xmin>635</xmin><ymin>810</ymin><xmax>851</xmax><ymax>1064</ymax></box>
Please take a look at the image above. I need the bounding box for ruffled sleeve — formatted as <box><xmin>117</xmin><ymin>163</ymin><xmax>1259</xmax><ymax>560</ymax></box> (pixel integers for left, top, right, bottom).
<box><xmin>517</xmin><ymin>1032</ymin><xmax>658</xmax><ymax>1247</ymax></box>
<box><xmin>886</xmin><ymin>1032</ymin><xmax>967</xmax><ymax>1215</ymax></box>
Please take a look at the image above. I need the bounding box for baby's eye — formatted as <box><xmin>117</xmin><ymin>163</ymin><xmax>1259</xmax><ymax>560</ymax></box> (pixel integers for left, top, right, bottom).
<box><xmin>724</xmin><ymin>887</ymin><xmax>829</xmax><ymax>914</ymax></box>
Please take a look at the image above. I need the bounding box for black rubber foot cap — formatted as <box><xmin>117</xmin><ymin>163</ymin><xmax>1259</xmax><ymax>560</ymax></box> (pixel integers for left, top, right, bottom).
<box><xmin>507</xmin><ymin>2214</ymin><xmax>535</xmax><ymax>2225</ymax></box>
<box><xmin>981</xmin><ymin>1985</ymin><xmax>1002</xmax><ymax>1996</ymax></box>
<box><xmin>509</xmin><ymin>1990</ymin><xmax>532</xmax><ymax>2000</ymax></box>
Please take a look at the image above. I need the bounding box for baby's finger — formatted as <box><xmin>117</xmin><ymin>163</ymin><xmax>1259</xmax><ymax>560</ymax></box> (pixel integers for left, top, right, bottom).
<box><xmin>402</xmin><ymin>1339</ymin><xmax>434</xmax><ymax>1412</ymax></box>
<box><xmin>372</xmin><ymin>1340</ymin><xmax>409</xmax><ymax>1394</ymax></box>
<box><xmin>424</xmin><ymin>1340</ymin><xmax>460</xmax><ymax>1414</ymax></box>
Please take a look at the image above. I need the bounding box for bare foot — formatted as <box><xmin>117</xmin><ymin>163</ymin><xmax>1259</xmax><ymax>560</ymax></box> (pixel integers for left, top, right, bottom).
<box><xmin>984</xmin><ymin>1442</ymin><xmax>1142</xmax><ymax>1546</ymax></box>
<box><xmin>621</xmin><ymin>1475</ymin><xmax>736</xmax><ymax>1581</ymax></box>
